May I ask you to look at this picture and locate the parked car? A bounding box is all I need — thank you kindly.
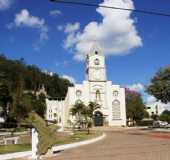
[153,120,168,128]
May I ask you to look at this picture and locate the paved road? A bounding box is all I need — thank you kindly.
[45,129,170,160]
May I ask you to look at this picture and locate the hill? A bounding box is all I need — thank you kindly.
[0,54,73,126]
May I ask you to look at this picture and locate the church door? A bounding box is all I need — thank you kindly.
[94,111,103,126]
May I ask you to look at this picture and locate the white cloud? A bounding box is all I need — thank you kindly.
[0,0,11,10]
[166,104,170,111]
[146,95,156,104]
[63,22,80,50]
[62,74,76,84]
[15,9,44,27]
[64,22,80,33]
[127,83,144,92]
[55,60,69,67]
[49,9,62,16]
[63,0,142,61]
[9,9,48,41]
[145,95,170,111]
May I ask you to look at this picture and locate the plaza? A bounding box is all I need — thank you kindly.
[44,128,170,160]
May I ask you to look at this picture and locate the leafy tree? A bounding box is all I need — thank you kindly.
[11,93,33,123]
[0,83,12,118]
[87,102,100,126]
[151,113,159,121]
[0,54,73,98]
[159,110,170,123]
[0,54,73,127]
[70,101,87,129]
[126,89,149,124]
[147,66,170,103]
[32,99,46,118]
[87,102,100,119]
[70,101,100,133]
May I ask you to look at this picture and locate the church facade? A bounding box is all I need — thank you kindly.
[46,44,126,127]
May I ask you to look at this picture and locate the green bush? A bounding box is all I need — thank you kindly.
[159,114,170,123]
[24,112,58,155]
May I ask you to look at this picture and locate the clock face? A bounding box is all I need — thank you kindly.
[89,68,105,81]
[93,69,101,80]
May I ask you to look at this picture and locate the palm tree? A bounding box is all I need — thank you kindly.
[88,102,100,120]
[70,101,87,129]
[70,101,101,133]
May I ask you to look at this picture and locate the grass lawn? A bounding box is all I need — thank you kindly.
[0,144,31,154]
[54,130,102,145]
[0,130,102,154]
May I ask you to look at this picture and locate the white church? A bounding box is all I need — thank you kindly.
[46,43,126,127]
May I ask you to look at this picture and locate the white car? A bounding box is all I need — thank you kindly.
[153,120,168,128]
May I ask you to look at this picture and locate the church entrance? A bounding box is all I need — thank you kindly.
[94,111,103,126]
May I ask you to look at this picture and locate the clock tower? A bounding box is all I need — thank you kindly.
[86,43,107,81]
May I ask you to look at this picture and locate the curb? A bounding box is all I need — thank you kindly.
[52,133,106,152]
[0,151,32,160]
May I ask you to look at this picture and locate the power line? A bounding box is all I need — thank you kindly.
[50,0,170,18]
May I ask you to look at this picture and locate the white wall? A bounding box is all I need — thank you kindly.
[46,99,64,126]
[46,80,127,127]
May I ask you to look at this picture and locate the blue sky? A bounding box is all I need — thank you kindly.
[0,0,170,105]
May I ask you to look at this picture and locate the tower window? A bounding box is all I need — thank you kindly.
[96,90,101,101]
[76,90,82,97]
[94,58,100,65]
[95,51,98,55]
[113,91,118,97]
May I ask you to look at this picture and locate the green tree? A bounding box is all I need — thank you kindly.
[87,102,100,119]
[0,54,73,98]
[8,92,46,125]
[70,101,87,129]
[159,110,170,123]
[147,66,170,104]
[0,83,12,118]
[0,54,73,127]
[126,89,149,124]
[12,93,33,123]
[32,93,46,118]
[87,102,100,125]
[70,101,101,133]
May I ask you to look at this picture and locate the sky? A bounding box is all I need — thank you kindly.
[0,0,170,107]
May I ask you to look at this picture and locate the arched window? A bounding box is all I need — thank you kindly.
[54,113,57,118]
[96,90,101,101]
[112,100,121,120]
[113,91,118,97]
[94,58,100,65]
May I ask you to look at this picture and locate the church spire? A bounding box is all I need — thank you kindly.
[86,42,106,81]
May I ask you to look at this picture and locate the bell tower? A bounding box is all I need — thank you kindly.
[86,43,107,81]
